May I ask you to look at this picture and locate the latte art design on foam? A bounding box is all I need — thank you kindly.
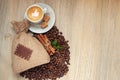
[32,9,39,17]
[27,6,43,22]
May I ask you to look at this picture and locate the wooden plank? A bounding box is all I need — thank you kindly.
[0,0,120,80]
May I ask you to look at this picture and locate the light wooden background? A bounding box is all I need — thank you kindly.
[0,0,120,80]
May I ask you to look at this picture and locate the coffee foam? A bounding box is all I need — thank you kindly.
[27,6,43,22]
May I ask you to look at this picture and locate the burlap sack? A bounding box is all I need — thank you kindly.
[12,32,50,73]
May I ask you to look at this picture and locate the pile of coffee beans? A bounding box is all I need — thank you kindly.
[20,26,70,80]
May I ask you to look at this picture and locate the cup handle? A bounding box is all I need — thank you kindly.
[43,8,47,13]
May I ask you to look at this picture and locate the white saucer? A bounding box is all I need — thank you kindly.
[24,3,55,33]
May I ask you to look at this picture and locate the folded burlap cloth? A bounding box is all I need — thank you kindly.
[11,20,50,73]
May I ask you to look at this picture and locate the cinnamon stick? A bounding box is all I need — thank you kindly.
[35,34,55,55]
[36,35,45,46]
[48,45,55,53]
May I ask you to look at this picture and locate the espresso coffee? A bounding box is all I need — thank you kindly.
[27,6,43,22]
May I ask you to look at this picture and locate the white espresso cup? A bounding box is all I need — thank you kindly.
[25,4,46,23]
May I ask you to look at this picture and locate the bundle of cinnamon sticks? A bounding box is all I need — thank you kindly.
[35,34,55,55]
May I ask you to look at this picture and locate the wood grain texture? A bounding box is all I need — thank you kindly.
[0,0,120,80]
